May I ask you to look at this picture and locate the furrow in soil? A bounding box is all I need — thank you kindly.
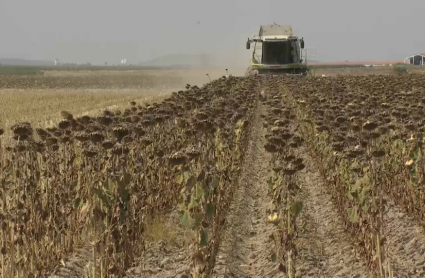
[294,146,373,278]
[125,210,193,278]
[47,245,92,278]
[382,200,425,277]
[211,104,284,278]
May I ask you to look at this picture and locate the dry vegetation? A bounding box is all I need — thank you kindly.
[0,89,169,134]
[0,75,258,277]
[285,74,425,274]
[0,69,235,136]
[0,74,182,89]
[2,70,425,277]
[0,72,188,141]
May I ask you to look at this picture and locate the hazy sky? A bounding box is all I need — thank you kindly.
[0,0,424,65]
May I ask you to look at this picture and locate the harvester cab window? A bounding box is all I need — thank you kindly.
[262,41,294,65]
[252,41,262,64]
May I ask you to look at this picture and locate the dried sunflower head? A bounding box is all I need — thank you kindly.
[90,132,105,143]
[168,151,188,166]
[102,140,115,150]
[264,143,279,153]
[75,133,89,142]
[58,120,71,130]
[61,111,74,120]
[362,121,378,131]
[112,144,130,156]
[113,126,130,141]
[12,123,33,137]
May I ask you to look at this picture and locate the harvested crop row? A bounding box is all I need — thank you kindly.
[283,74,425,276]
[0,76,257,277]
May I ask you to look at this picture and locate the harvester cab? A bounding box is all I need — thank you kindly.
[245,24,307,76]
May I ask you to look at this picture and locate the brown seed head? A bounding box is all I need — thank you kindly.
[102,140,115,150]
[264,143,279,153]
[97,116,113,126]
[112,126,130,141]
[12,123,32,136]
[58,120,71,130]
[371,150,386,158]
[61,111,74,120]
[283,168,297,176]
[363,121,378,131]
[186,145,201,159]
[75,133,90,142]
[90,132,104,143]
[168,152,188,166]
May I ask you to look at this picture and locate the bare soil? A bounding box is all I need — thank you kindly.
[47,244,92,278]
[125,211,194,278]
[382,200,425,277]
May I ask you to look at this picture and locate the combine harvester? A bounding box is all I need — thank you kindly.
[245,24,307,76]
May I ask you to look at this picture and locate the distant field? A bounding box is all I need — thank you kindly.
[0,73,182,89]
[0,70,186,142]
[0,87,169,132]
[0,65,44,75]
[312,63,425,76]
